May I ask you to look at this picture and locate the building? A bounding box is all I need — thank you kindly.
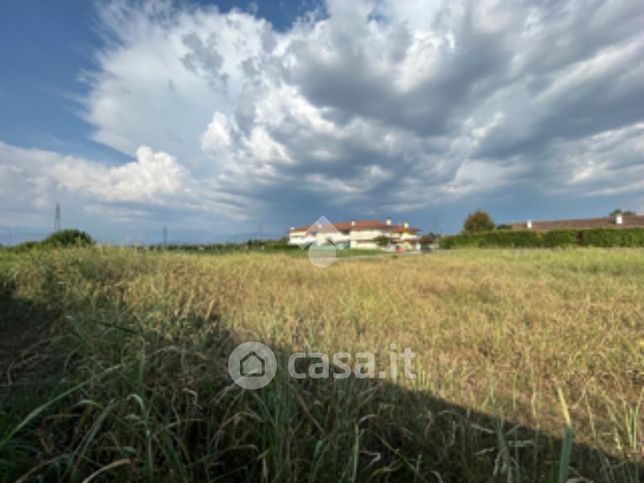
[288,218,421,250]
[507,213,644,231]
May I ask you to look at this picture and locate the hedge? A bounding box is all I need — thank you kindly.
[480,230,543,248]
[440,228,644,249]
[440,230,543,249]
[580,228,644,247]
[439,234,481,249]
[543,229,579,247]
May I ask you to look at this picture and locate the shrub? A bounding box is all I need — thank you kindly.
[440,230,543,249]
[543,229,579,248]
[463,210,495,234]
[13,240,42,252]
[480,230,543,247]
[581,228,644,247]
[441,227,644,249]
[419,233,440,244]
[148,237,298,252]
[374,235,390,247]
[439,234,485,249]
[42,229,94,248]
[609,208,636,216]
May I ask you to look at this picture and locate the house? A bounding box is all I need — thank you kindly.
[288,218,421,250]
[507,213,644,232]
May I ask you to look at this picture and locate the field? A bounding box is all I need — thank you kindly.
[0,248,642,481]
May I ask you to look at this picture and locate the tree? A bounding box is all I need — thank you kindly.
[374,235,390,248]
[462,210,495,234]
[419,232,440,244]
[610,208,636,216]
[43,229,94,247]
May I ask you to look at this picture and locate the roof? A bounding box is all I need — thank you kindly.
[289,219,420,233]
[389,226,420,233]
[508,215,644,232]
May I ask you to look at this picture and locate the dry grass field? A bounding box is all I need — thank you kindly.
[0,247,642,481]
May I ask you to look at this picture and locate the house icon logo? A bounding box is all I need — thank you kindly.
[239,350,265,377]
[304,216,342,268]
[228,341,277,389]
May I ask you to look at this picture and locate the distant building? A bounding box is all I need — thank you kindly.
[508,214,644,232]
[288,218,421,250]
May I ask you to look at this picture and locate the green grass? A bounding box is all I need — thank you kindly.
[0,247,642,481]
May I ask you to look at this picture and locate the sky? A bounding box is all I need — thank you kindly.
[1,0,643,244]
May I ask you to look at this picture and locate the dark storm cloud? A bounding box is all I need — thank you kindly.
[83,0,644,230]
[283,5,511,137]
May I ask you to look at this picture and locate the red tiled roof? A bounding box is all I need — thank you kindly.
[289,219,420,233]
[508,215,644,232]
[390,225,420,233]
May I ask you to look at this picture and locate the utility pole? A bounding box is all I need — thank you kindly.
[54,202,61,232]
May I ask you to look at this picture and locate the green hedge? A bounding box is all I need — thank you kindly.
[439,233,485,249]
[440,228,644,249]
[543,229,579,247]
[480,230,543,247]
[440,230,543,249]
[581,228,644,247]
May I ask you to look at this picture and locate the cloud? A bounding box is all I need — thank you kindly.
[0,141,249,233]
[0,142,187,204]
[51,145,190,202]
[3,0,644,239]
[83,1,272,162]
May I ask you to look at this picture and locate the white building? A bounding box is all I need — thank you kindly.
[288,218,421,251]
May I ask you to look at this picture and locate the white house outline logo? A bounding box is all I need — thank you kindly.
[228,341,277,390]
[298,215,342,268]
[239,350,265,377]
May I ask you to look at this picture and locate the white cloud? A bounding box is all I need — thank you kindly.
[0,141,251,228]
[52,145,190,202]
[0,141,186,205]
[84,2,273,161]
[201,112,233,153]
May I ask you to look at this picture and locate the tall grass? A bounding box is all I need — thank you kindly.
[0,247,642,481]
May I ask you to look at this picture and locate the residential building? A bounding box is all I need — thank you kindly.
[507,214,644,231]
[288,218,421,250]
